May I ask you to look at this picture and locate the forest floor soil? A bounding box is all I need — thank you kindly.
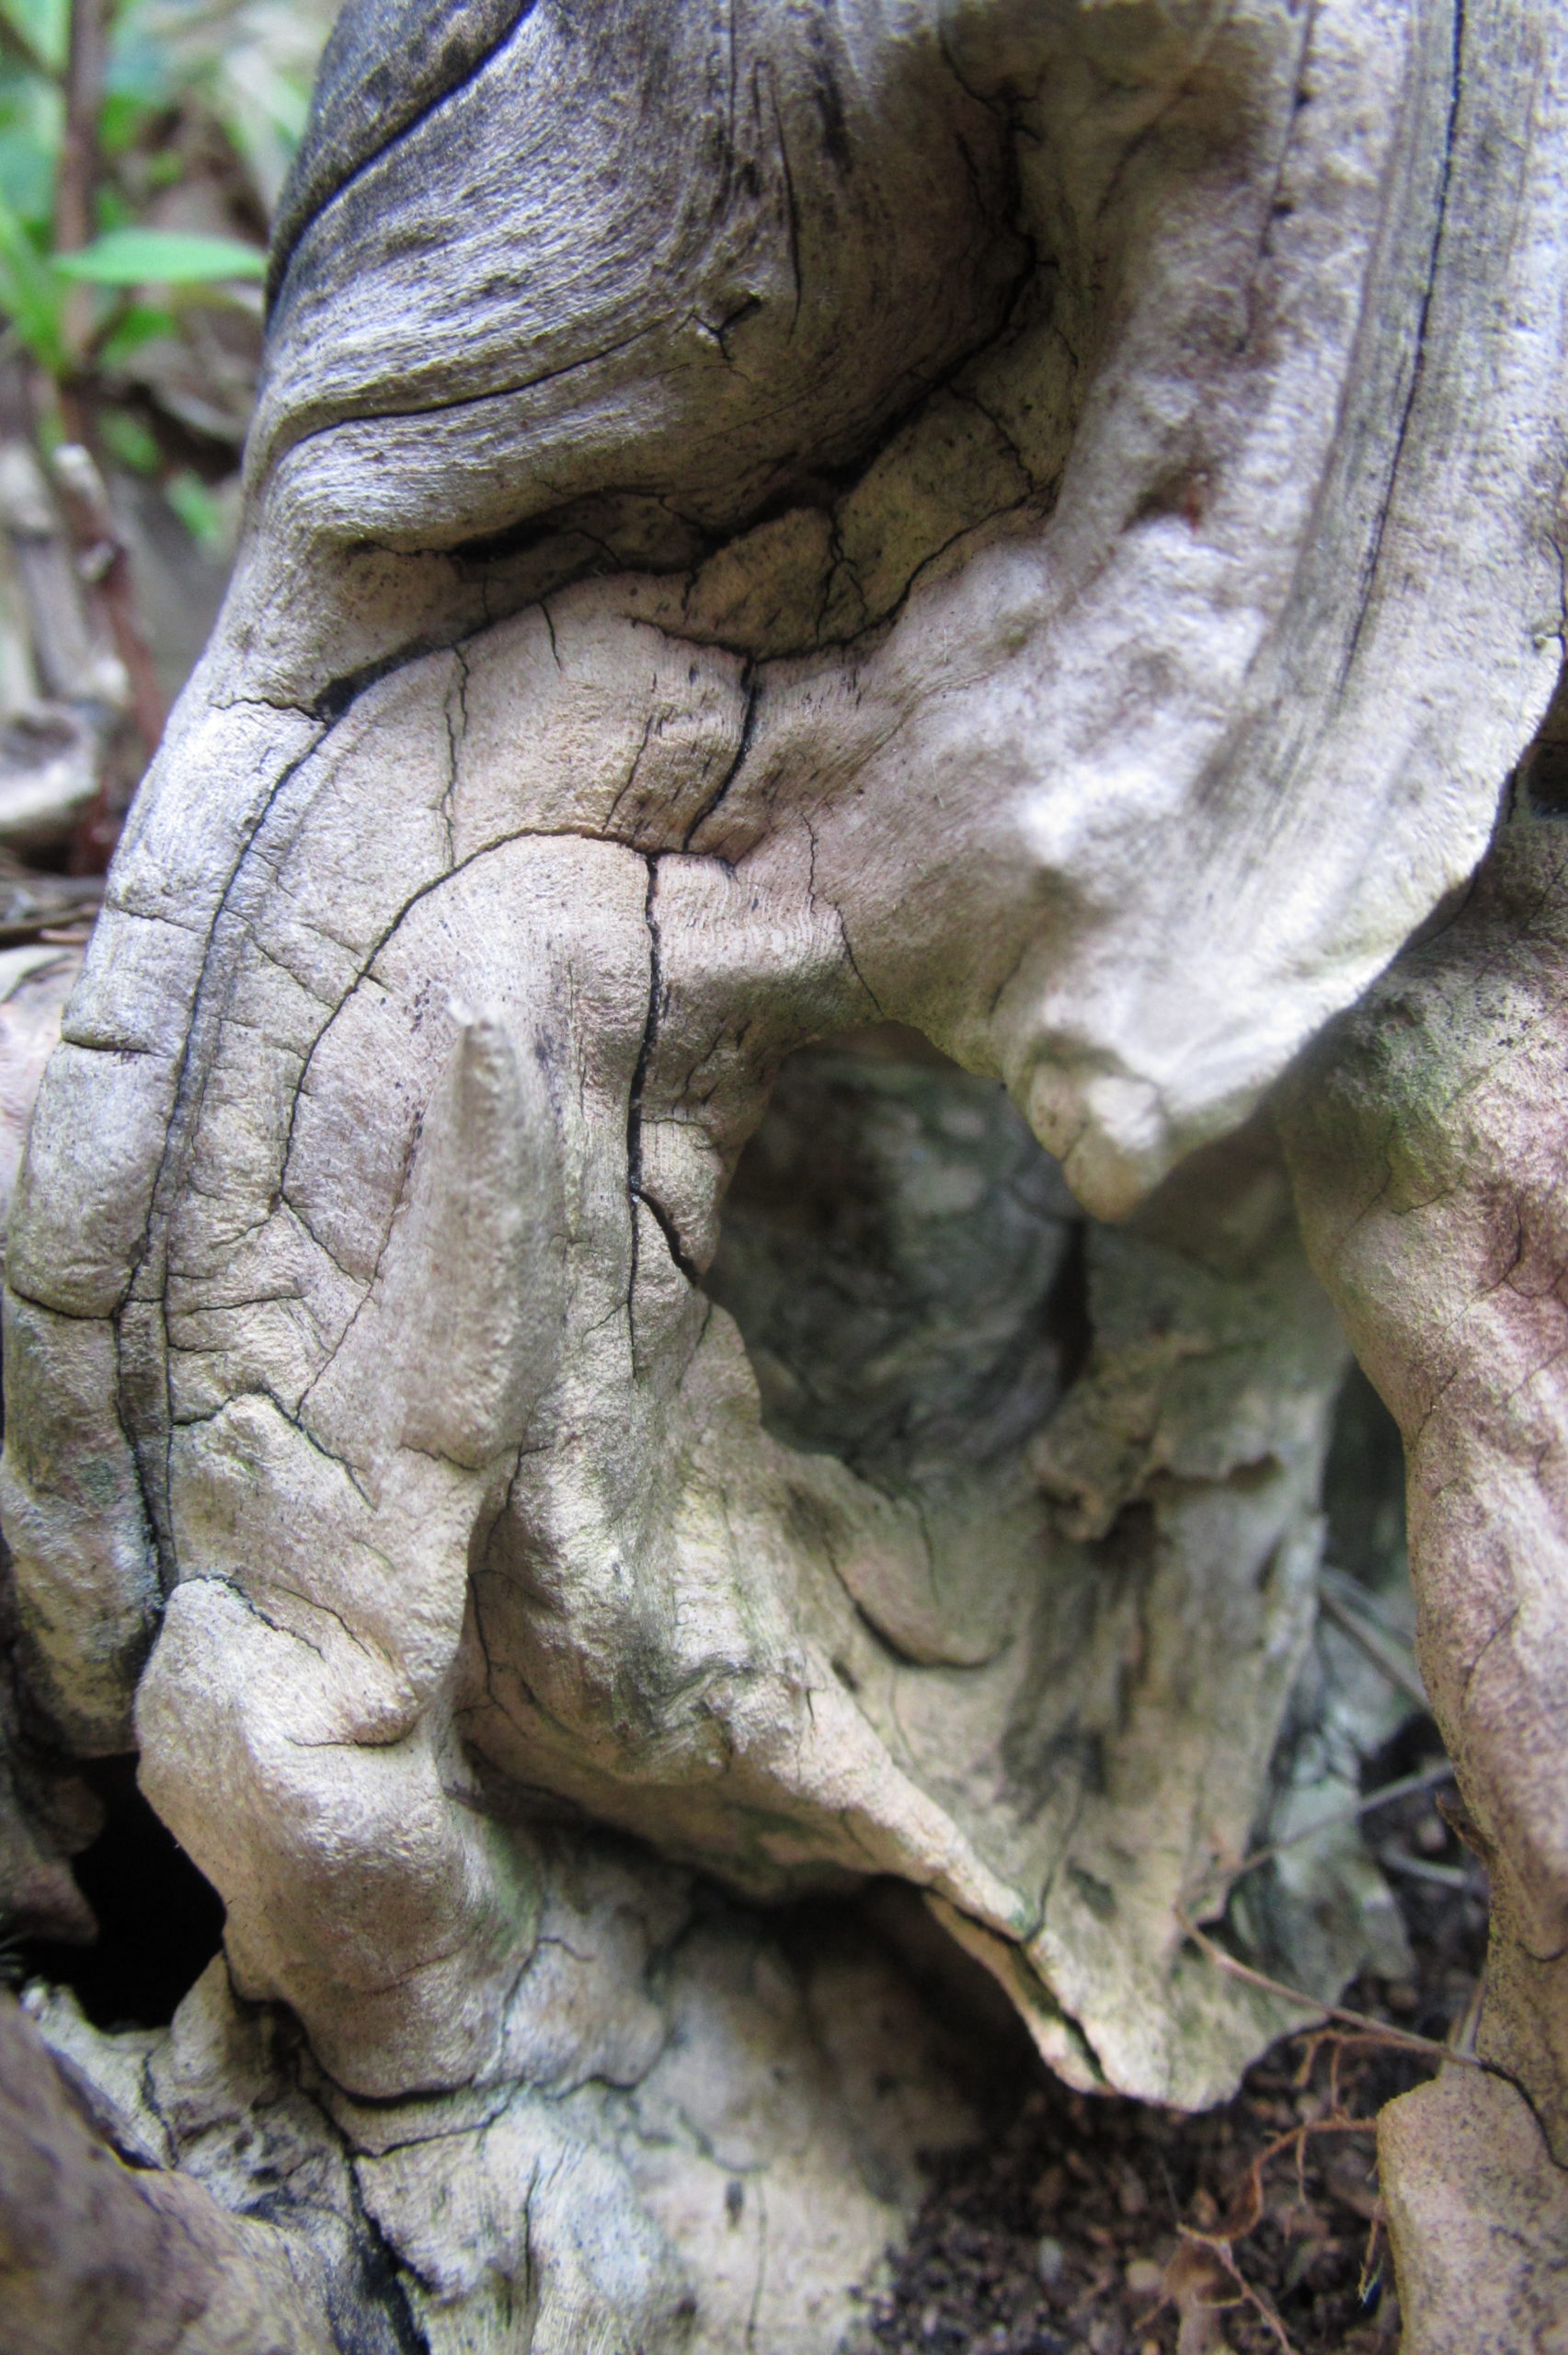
[864,1746,1486,2355]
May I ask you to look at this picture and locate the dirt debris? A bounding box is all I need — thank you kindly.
[861,1736,1487,2355]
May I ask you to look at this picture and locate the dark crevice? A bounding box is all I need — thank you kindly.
[268,323,658,487]
[1520,652,1568,821]
[1042,1219,1093,1397]
[1335,0,1464,691]
[313,638,451,727]
[638,1189,701,1288]
[683,667,759,848]
[624,856,663,1334]
[17,1756,223,2030]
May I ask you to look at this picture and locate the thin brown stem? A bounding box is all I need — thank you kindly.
[53,0,106,258]
[1231,1758,1455,1881]
[1318,1573,1428,1707]
[1173,1907,1491,2071]
[53,0,106,399]
[1178,2230,1298,2354]
[51,441,166,766]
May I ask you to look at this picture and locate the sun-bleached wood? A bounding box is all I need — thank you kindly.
[2,0,1564,2344]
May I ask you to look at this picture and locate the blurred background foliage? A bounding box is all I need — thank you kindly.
[0,0,331,895]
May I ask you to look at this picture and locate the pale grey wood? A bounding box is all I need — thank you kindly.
[1,0,1564,2345]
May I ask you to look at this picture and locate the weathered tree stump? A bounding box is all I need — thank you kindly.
[1,2,1564,2345]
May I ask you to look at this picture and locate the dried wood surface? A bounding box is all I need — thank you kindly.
[0,1,1563,2347]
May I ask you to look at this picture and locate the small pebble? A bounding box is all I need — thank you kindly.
[1036,2234,1067,2285]
[1125,2257,1164,2299]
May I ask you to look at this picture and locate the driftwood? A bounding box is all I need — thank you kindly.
[1284,686,1568,2352]
[0,1985,330,2355]
[0,0,1565,2346]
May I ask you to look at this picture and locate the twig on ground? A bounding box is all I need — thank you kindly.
[1450,1969,1485,2057]
[1318,1574,1428,1708]
[1178,2225,1299,2354]
[1174,1907,1490,2071]
[1232,1758,1455,1881]
[1375,1846,1471,1891]
[1357,2213,1385,2308]
[1150,2022,1429,2355]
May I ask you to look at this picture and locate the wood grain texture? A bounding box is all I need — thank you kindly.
[1285,687,1568,2340]
[2,0,1565,2343]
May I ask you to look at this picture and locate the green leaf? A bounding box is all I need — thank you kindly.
[95,296,175,367]
[165,467,228,555]
[54,225,266,285]
[103,19,174,114]
[97,403,159,475]
[0,69,62,229]
[97,88,155,161]
[0,180,63,371]
[0,116,55,228]
[0,0,64,77]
